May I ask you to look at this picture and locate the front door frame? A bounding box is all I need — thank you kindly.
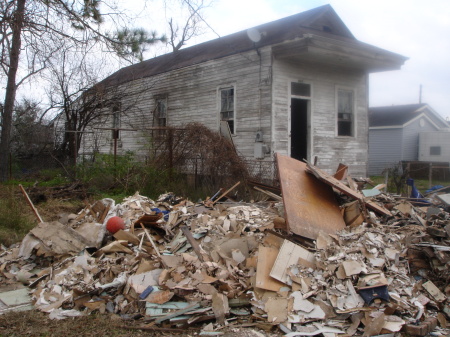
[288,80,312,162]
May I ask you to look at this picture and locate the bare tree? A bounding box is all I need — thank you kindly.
[0,0,165,181]
[43,41,159,170]
[9,98,53,173]
[166,0,214,52]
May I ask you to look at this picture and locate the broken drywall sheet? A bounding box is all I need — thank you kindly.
[0,288,33,313]
[127,269,162,294]
[270,240,316,284]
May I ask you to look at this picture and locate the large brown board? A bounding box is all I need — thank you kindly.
[276,154,346,239]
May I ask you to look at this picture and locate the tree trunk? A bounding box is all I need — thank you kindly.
[0,0,26,181]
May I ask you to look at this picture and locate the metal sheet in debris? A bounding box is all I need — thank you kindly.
[276,154,345,240]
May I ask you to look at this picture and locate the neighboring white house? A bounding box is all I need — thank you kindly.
[368,103,450,175]
[419,131,450,162]
[77,5,407,177]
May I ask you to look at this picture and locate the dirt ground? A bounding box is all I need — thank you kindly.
[0,310,282,337]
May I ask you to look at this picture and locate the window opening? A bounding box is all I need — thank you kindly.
[155,98,167,127]
[220,87,234,134]
[112,103,121,139]
[430,146,441,155]
[337,89,353,136]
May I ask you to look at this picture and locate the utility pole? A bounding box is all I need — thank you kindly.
[419,84,422,104]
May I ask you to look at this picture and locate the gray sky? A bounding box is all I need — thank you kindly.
[136,0,450,119]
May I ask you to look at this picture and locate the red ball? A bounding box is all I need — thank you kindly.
[106,216,125,234]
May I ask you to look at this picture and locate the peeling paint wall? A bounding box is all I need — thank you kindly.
[272,58,369,176]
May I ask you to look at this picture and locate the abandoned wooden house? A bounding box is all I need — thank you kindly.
[77,4,407,177]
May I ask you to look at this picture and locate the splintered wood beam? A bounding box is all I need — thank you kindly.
[212,181,241,205]
[253,186,282,201]
[139,224,161,258]
[180,225,205,262]
[19,184,44,223]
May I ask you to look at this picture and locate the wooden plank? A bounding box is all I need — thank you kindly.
[334,163,348,180]
[276,154,346,240]
[211,181,240,205]
[19,184,43,223]
[255,245,285,292]
[253,186,282,201]
[305,161,391,217]
[180,225,206,262]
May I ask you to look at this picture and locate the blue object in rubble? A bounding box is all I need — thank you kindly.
[425,185,444,194]
[406,178,424,199]
[139,286,154,300]
[151,208,170,221]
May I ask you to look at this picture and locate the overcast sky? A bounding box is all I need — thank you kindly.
[134,0,450,119]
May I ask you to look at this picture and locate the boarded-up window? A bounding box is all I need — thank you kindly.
[155,98,167,127]
[291,82,310,97]
[220,87,234,134]
[337,89,353,137]
[430,146,441,155]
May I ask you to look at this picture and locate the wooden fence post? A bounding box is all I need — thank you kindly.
[429,162,432,189]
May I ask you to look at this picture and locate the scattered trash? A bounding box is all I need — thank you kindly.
[1,158,449,337]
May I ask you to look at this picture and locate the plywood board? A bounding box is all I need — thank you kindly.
[270,240,316,284]
[305,161,391,217]
[276,154,346,239]
[255,245,285,292]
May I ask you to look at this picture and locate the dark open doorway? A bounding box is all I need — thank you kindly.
[290,98,308,161]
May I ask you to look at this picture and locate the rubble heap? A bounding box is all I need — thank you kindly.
[0,154,449,336]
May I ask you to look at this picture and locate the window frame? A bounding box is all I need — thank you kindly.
[111,102,121,140]
[430,146,441,156]
[218,85,236,134]
[154,95,168,127]
[336,87,356,137]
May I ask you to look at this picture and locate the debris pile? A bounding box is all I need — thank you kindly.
[0,154,449,336]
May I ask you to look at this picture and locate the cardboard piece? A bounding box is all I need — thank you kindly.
[127,269,163,294]
[265,297,288,323]
[212,293,229,325]
[29,221,92,256]
[113,229,141,245]
[255,245,285,292]
[145,290,174,304]
[342,261,363,276]
[422,280,446,302]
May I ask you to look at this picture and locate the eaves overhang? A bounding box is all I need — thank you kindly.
[272,34,408,73]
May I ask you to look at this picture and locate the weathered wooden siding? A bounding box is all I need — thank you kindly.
[80,47,274,160]
[368,128,403,176]
[272,59,369,176]
[79,46,372,179]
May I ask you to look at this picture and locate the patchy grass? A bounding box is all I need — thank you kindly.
[0,186,36,247]
[0,310,162,337]
[370,176,450,195]
[0,184,84,247]
[37,197,84,223]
